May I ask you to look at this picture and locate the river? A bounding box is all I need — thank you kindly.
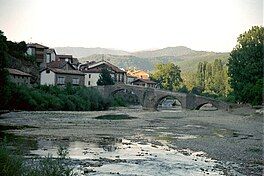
[0,107,263,175]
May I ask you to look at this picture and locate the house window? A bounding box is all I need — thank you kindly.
[89,74,91,78]
[46,53,51,63]
[72,78,79,85]
[88,81,90,85]
[57,77,65,85]
[46,70,50,73]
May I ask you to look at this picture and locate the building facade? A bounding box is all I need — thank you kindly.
[7,68,32,85]
[80,61,126,87]
[40,61,85,86]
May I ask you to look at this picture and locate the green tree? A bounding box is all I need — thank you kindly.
[151,63,182,91]
[97,68,115,86]
[196,62,207,91]
[0,30,10,109]
[228,26,264,105]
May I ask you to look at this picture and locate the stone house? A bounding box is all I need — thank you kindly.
[7,68,32,85]
[40,60,84,86]
[27,43,57,69]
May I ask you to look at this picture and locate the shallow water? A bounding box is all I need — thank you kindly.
[29,137,224,176]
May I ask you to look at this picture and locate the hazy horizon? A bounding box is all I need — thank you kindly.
[0,0,263,53]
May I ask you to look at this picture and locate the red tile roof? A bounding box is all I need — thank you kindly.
[7,68,31,77]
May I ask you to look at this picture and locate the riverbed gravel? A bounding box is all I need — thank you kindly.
[0,106,263,175]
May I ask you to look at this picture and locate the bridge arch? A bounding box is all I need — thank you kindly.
[155,95,183,110]
[195,102,218,110]
[110,87,142,106]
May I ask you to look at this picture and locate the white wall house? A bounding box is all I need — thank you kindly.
[84,72,115,87]
[40,69,56,85]
[84,73,100,87]
[80,61,126,87]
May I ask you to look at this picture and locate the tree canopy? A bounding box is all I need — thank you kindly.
[194,59,231,96]
[228,26,264,105]
[151,63,182,91]
[97,67,115,86]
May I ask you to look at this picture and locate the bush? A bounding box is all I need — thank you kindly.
[2,84,113,111]
[0,140,23,176]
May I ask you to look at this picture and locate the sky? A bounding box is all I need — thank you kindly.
[0,0,263,52]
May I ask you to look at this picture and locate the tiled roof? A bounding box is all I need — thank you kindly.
[131,78,157,84]
[7,68,31,77]
[27,43,48,49]
[88,61,126,73]
[82,67,114,73]
[48,68,85,75]
[47,60,67,69]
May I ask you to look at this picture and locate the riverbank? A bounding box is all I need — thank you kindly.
[0,107,263,175]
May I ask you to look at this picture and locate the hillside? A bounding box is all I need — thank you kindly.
[133,46,196,58]
[79,52,229,73]
[56,46,229,73]
[55,47,131,58]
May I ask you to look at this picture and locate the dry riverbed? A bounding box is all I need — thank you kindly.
[0,107,263,175]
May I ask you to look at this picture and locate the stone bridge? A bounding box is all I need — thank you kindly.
[94,84,231,111]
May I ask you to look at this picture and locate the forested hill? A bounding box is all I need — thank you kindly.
[55,46,229,72]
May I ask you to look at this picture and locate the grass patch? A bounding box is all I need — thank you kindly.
[94,114,137,120]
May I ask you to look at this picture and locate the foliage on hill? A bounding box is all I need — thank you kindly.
[228,26,264,105]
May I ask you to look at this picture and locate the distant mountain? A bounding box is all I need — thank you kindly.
[133,46,196,58]
[55,46,229,73]
[54,47,131,58]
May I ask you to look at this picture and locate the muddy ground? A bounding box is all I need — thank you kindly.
[0,107,263,175]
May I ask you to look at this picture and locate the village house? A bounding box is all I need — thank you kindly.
[40,60,85,86]
[45,48,56,63]
[56,55,79,68]
[131,78,157,88]
[79,61,127,87]
[27,43,51,69]
[7,68,32,85]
